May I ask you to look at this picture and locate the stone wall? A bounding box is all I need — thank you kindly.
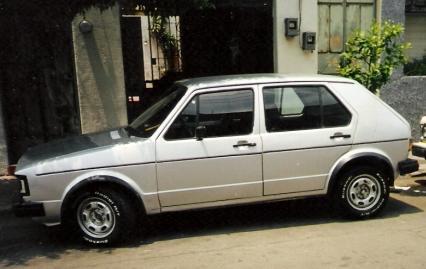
[381,0,406,24]
[72,4,128,134]
[380,1,425,140]
[381,0,407,78]
[381,76,426,140]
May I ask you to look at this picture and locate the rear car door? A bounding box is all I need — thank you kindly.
[260,82,357,195]
[156,85,263,207]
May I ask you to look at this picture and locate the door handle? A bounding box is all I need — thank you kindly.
[233,141,257,148]
[330,132,351,139]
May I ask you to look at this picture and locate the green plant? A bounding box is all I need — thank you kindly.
[151,15,178,57]
[404,55,426,76]
[338,21,411,95]
[144,0,214,65]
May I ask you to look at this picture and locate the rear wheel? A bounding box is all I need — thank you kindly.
[67,187,136,245]
[334,166,389,218]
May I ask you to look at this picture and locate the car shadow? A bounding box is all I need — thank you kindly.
[139,195,421,245]
[0,194,422,267]
[412,172,426,178]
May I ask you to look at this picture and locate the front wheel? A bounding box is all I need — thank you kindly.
[334,166,390,218]
[68,187,136,245]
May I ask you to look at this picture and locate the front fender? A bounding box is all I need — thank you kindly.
[61,169,160,215]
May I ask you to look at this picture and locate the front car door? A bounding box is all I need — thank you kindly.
[260,82,357,195]
[156,85,262,207]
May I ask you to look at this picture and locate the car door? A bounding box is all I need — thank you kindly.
[156,85,262,207]
[260,82,357,195]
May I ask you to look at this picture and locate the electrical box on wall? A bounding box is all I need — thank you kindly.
[284,18,299,37]
[302,32,316,50]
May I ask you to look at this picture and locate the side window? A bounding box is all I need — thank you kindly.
[165,89,254,140]
[164,97,198,140]
[263,86,350,132]
[320,87,351,127]
[264,87,321,131]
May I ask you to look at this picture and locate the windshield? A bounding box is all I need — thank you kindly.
[128,85,187,138]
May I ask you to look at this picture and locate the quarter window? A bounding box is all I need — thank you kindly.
[165,89,254,140]
[263,86,351,132]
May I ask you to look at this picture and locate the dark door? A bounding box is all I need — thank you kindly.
[180,0,273,76]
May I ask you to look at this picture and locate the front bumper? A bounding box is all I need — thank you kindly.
[412,143,426,159]
[13,200,45,217]
[398,158,419,175]
[13,175,45,217]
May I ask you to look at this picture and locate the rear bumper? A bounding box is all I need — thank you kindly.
[398,158,419,175]
[412,143,426,159]
[13,200,45,217]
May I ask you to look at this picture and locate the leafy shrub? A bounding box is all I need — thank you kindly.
[338,21,411,95]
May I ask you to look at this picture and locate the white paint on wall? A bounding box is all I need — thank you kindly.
[273,0,318,74]
[405,14,426,60]
[376,0,382,24]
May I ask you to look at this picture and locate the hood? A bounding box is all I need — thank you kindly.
[16,128,133,172]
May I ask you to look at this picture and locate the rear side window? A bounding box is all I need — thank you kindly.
[263,86,351,132]
[165,89,254,140]
[320,87,351,127]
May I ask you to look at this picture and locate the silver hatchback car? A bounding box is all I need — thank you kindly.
[13,74,419,245]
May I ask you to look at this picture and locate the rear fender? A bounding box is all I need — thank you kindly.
[326,150,394,195]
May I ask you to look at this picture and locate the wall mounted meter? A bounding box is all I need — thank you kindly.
[284,18,299,37]
[302,32,316,50]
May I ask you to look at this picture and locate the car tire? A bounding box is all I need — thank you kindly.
[334,166,390,218]
[67,187,136,245]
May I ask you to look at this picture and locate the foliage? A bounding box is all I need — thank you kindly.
[151,16,178,56]
[404,55,426,76]
[141,0,214,60]
[338,21,411,94]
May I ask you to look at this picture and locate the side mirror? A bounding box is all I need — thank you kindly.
[195,125,207,141]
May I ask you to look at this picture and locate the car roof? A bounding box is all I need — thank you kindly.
[176,73,355,89]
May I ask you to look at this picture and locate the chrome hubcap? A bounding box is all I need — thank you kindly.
[347,174,381,210]
[77,197,115,238]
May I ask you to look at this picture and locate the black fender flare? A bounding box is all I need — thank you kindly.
[326,152,395,195]
[60,175,146,221]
